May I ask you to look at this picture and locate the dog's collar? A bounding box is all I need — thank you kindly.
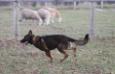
[32,36,39,44]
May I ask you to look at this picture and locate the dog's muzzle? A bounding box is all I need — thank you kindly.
[20,40,28,45]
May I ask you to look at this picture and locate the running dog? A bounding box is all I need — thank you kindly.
[20,30,89,63]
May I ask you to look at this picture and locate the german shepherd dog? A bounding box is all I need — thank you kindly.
[20,30,89,63]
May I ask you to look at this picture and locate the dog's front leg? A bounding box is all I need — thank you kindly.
[45,51,53,63]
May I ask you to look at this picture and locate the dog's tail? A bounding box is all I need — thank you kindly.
[75,34,89,46]
[67,34,89,46]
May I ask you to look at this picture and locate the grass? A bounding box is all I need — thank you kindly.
[0,6,115,74]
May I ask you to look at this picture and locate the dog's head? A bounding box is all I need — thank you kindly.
[20,30,34,44]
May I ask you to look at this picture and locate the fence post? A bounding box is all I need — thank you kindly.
[89,2,96,39]
[73,1,76,9]
[101,0,104,9]
[13,0,20,39]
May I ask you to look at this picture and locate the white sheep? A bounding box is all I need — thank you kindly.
[38,7,62,25]
[38,8,51,25]
[19,8,43,25]
[43,7,62,23]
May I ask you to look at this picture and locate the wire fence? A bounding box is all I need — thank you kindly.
[0,0,115,39]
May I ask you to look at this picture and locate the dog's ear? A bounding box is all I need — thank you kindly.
[28,30,32,35]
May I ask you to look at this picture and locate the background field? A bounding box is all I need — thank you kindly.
[0,6,115,74]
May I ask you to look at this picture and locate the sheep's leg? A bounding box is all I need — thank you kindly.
[50,16,54,23]
[45,18,50,25]
[38,18,43,26]
[58,17,62,23]
[44,14,51,25]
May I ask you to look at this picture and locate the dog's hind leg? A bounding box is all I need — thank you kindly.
[73,48,77,57]
[72,48,77,65]
[45,51,53,63]
[57,49,68,63]
[57,43,69,62]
